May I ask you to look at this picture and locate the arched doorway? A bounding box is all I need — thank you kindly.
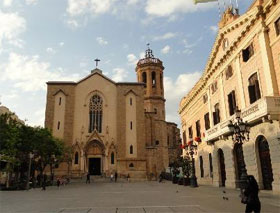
[85,140,105,175]
[257,136,273,190]
[218,149,226,187]
[234,143,246,188]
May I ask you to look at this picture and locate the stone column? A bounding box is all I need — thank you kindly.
[258,27,279,96]
[235,56,246,109]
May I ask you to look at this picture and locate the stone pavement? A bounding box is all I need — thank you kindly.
[0,178,279,213]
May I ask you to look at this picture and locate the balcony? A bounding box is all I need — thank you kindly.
[205,96,280,142]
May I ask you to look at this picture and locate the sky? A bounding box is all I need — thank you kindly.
[0,0,254,128]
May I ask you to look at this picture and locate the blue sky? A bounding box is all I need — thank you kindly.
[0,0,254,127]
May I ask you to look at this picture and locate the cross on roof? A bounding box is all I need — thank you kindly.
[94,58,100,68]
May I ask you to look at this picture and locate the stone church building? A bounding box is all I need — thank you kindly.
[45,48,181,179]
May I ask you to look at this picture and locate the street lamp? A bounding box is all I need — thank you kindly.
[26,152,34,190]
[186,140,198,187]
[228,109,250,190]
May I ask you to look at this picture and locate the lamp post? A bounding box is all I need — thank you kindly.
[228,109,250,190]
[26,152,34,190]
[186,140,198,187]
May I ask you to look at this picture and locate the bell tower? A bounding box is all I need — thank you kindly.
[136,45,165,120]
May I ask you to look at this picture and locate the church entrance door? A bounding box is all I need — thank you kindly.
[89,158,101,175]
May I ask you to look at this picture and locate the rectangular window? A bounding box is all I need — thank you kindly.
[275,17,280,36]
[213,103,220,125]
[228,90,237,116]
[130,121,132,130]
[204,113,210,130]
[199,156,204,178]
[188,126,193,140]
[248,73,261,104]
[57,121,60,130]
[130,98,132,105]
[195,120,201,138]
[242,43,254,62]
[209,153,213,178]
[59,97,62,105]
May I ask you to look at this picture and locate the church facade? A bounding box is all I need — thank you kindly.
[45,48,181,179]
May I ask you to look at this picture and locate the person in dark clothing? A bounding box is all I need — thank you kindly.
[86,172,90,184]
[243,175,261,213]
[42,174,47,191]
[56,178,61,189]
[114,171,118,182]
[37,174,41,187]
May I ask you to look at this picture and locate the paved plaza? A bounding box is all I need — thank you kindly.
[0,178,280,213]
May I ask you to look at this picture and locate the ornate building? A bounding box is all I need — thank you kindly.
[45,47,181,179]
[179,0,280,192]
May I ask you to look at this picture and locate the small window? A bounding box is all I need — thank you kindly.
[204,113,210,130]
[248,73,261,104]
[129,163,134,167]
[195,120,201,138]
[130,145,133,154]
[228,90,237,116]
[111,152,114,164]
[59,97,62,105]
[160,74,163,89]
[188,126,193,140]
[130,121,133,130]
[275,17,280,36]
[167,135,170,146]
[130,98,132,106]
[242,43,254,62]
[199,156,204,178]
[225,65,233,80]
[203,94,208,103]
[74,152,79,164]
[222,38,229,50]
[213,103,220,125]
[142,72,147,87]
[57,121,60,130]
[211,81,218,94]
[154,108,157,114]
[152,72,156,88]
[155,140,159,145]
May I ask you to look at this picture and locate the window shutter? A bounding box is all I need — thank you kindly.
[248,85,256,104]
[255,80,261,100]
[228,93,234,116]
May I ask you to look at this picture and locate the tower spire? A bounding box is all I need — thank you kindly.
[145,43,154,58]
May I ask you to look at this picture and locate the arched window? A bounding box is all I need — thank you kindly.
[142,72,147,87]
[74,152,79,164]
[129,163,134,167]
[130,145,133,154]
[89,95,103,133]
[152,72,156,87]
[248,73,261,104]
[111,152,114,164]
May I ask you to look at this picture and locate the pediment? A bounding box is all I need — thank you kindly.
[77,69,116,85]
[52,89,68,96]
[124,89,138,96]
[86,129,103,145]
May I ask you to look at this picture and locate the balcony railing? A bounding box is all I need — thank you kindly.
[205,96,280,142]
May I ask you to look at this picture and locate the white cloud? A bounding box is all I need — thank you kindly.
[59,42,64,47]
[145,0,215,17]
[127,53,138,66]
[67,0,112,17]
[210,25,218,34]
[161,45,170,54]
[0,10,26,48]
[139,51,145,59]
[127,0,139,5]
[0,52,81,92]
[111,68,128,82]
[164,72,202,125]
[67,19,79,29]
[96,37,108,46]
[153,32,177,41]
[46,47,56,54]
[25,0,37,5]
[3,0,13,7]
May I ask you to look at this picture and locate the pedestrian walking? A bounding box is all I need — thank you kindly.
[127,173,130,182]
[56,177,61,189]
[242,175,261,213]
[86,172,90,184]
[114,171,118,182]
[42,174,47,191]
[110,173,114,182]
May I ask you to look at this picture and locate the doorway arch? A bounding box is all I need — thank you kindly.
[257,136,273,190]
[218,149,226,187]
[85,140,105,175]
[233,143,246,188]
